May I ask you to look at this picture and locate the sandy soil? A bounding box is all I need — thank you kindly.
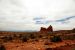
[3,40,75,50]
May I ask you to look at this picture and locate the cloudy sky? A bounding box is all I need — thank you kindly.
[0,0,75,31]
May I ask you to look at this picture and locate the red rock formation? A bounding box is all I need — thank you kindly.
[40,27,47,33]
[72,28,75,33]
[47,25,53,32]
[40,25,53,33]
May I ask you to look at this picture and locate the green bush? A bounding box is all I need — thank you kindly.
[50,36,62,42]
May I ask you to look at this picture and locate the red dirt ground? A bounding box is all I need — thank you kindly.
[3,40,75,50]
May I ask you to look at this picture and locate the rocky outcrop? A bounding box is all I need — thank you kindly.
[40,27,46,31]
[40,25,53,33]
[47,25,53,32]
[40,27,47,33]
[72,28,75,33]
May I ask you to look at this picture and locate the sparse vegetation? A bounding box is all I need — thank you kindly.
[44,42,49,45]
[30,34,36,39]
[63,35,75,40]
[38,35,43,38]
[1,36,12,42]
[0,44,6,50]
[50,36,62,42]
[18,34,22,38]
[34,39,39,42]
[45,48,52,50]
[21,36,28,42]
[0,27,75,50]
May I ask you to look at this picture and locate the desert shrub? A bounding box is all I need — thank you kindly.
[21,36,28,42]
[34,39,39,42]
[1,36,12,42]
[45,48,52,50]
[63,35,75,40]
[0,44,6,50]
[50,36,62,42]
[18,34,22,38]
[30,34,36,39]
[7,36,12,41]
[13,34,17,37]
[38,35,43,38]
[35,39,39,42]
[44,42,49,45]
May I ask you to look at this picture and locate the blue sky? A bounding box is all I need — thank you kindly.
[0,0,75,31]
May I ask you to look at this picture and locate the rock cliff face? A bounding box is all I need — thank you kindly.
[72,28,75,33]
[40,27,47,32]
[47,25,53,32]
[40,25,53,33]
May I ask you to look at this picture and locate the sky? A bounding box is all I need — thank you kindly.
[0,0,75,31]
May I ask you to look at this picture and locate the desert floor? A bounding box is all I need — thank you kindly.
[3,40,75,50]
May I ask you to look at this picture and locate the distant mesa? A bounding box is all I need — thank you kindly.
[40,25,53,33]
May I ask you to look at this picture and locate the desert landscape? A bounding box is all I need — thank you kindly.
[0,25,75,50]
[0,0,75,50]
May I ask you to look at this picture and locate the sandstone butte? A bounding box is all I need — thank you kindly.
[40,25,53,33]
